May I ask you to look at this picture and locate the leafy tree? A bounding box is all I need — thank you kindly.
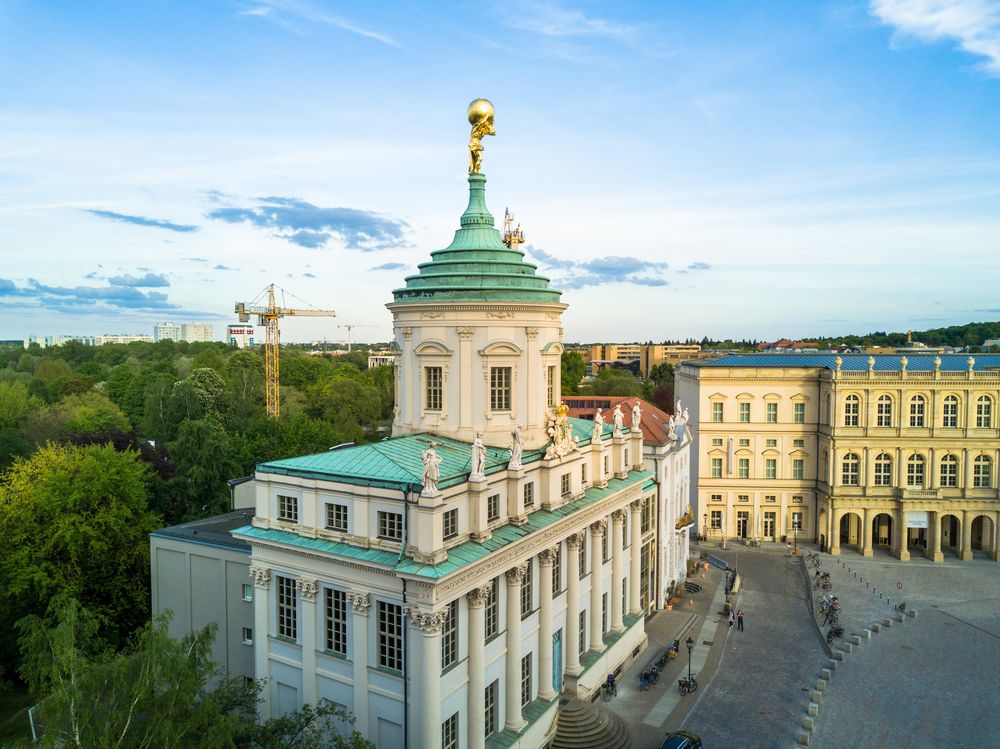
[166,419,236,520]
[19,392,130,446]
[191,347,226,374]
[560,351,586,396]
[306,378,381,442]
[0,444,160,672]
[0,427,30,471]
[0,381,40,429]
[230,415,347,475]
[165,368,232,439]
[140,372,178,444]
[227,350,265,428]
[647,362,674,386]
[588,368,642,396]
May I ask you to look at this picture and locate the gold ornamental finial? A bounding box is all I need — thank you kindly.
[467,98,495,174]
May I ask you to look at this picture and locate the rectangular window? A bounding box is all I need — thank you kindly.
[521,654,532,708]
[323,589,347,655]
[242,583,253,601]
[602,592,608,633]
[711,493,723,502]
[277,494,298,523]
[551,546,561,596]
[739,402,751,422]
[547,365,556,407]
[603,455,609,475]
[737,494,749,503]
[765,494,777,503]
[520,562,533,618]
[485,681,498,738]
[793,439,805,448]
[490,366,511,411]
[442,713,458,749]
[791,512,803,530]
[277,575,297,640]
[579,610,587,655]
[710,510,722,529]
[581,462,587,484]
[766,402,777,423]
[443,508,458,540]
[738,457,750,479]
[792,495,803,503]
[711,438,723,446]
[487,493,500,522]
[765,458,777,479]
[523,482,535,508]
[378,601,403,671]
[378,511,403,541]
[642,501,652,533]
[765,438,777,447]
[578,541,586,579]
[325,503,348,532]
[711,402,724,422]
[441,600,458,669]
[792,459,804,480]
[711,457,723,478]
[485,578,498,639]
[602,529,608,562]
[561,473,571,497]
[242,626,253,645]
[793,402,805,423]
[738,438,750,447]
[425,366,442,411]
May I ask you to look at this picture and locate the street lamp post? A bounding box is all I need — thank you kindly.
[703,513,707,542]
[685,636,694,685]
[793,521,799,554]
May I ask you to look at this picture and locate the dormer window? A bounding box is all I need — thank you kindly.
[277,495,298,523]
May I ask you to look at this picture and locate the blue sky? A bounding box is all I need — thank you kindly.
[1,0,998,343]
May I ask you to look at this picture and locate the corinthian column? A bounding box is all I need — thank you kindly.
[504,564,528,732]
[466,584,492,749]
[565,532,584,675]
[296,579,319,705]
[249,566,272,716]
[611,510,625,631]
[589,520,606,652]
[538,546,558,699]
[347,592,371,735]
[406,606,446,748]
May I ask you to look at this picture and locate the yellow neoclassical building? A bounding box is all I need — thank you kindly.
[676,354,1000,562]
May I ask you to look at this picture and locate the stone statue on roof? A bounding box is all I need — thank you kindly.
[470,433,486,482]
[631,402,642,430]
[612,404,625,438]
[592,408,604,441]
[421,444,441,497]
[508,425,524,470]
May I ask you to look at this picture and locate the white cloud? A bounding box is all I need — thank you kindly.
[870,0,1000,75]
[238,0,399,47]
[505,3,639,42]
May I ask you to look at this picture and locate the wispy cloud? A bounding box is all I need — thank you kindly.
[870,0,1000,75]
[107,272,170,287]
[214,264,238,271]
[504,1,639,42]
[207,196,410,251]
[184,257,209,263]
[0,277,178,311]
[370,262,407,271]
[303,272,316,278]
[86,209,199,233]
[688,262,712,270]
[238,0,399,47]
[527,246,669,289]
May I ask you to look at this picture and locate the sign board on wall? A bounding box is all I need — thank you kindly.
[906,511,929,529]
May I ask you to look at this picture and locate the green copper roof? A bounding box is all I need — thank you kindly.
[392,173,563,304]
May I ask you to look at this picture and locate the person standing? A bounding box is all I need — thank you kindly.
[737,610,744,632]
[728,610,735,629]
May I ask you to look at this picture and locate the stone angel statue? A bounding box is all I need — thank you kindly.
[509,425,524,470]
[592,408,604,441]
[470,433,486,481]
[631,402,642,430]
[421,444,442,497]
[612,404,625,438]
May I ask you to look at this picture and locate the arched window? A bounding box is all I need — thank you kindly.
[976,396,993,428]
[842,453,860,486]
[973,455,992,488]
[943,395,959,428]
[874,453,893,486]
[844,394,860,427]
[876,394,893,427]
[906,454,925,488]
[939,454,959,487]
[909,395,925,428]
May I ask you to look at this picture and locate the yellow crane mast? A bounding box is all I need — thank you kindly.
[235,283,336,418]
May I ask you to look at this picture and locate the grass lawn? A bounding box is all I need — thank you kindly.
[0,684,34,746]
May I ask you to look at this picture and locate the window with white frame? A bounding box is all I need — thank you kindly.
[711,457,723,478]
[579,610,587,654]
[765,458,777,479]
[943,395,959,427]
[765,494,777,503]
[241,583,253,601]
[710,493,723,502]
[793,438,805,448]
[578,541,586,579]
[940,454,958,487]
[443,508,458,540]
[485,681,498,738]
[766,402,777,423]
[738,438,750,447]
[602,529,608,562]
[642,501,651,533]
[442,713,458,749]
[792,495,803,503]
[547,365,557,407]
[907,454,925,488]
[425,366,443,411]
[441,600,458,669]
[485,578,498,639]
[561,473,571,496]
[277,494,298,523]
[325,502,348,532]
[487,493,500,522]
[602,592,608,633]
[710,510,722,529]
[974,455,992,487]
[490,367,511,411]
[521,654,533,707]
[242,626,253,645]
[876,395,893,427]
[738,458,750,479]
[874,453,893,486]
[551,546,561,596]
[378,601,403,671]
[844,394,860,426]
[711,402,724,422]
[712,437,723,446]
[520,562,533,618]
[324,589,347,656]
[793,402,805,423]
[909,395,925,427]
[523,482,535,508]
[765,438,777,447]
[739,402,750,422]
[792,459,804,480]
[842,453,860,486]
[976,396,993,428]
[737,494,749,503]
[378,511,403,541]
[277,576,297,640]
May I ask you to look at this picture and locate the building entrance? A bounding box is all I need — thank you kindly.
[763,512,776,541]
[736,511,749,539]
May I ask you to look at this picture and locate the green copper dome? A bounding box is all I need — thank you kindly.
[392,173,563,304]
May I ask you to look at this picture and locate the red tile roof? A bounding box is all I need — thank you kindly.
[560,396,676,446]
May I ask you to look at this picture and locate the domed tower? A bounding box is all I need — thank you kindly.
[387,99,567,449]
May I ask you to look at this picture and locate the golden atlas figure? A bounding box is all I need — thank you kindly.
[467,98,495,174]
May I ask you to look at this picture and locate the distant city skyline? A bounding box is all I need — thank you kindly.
[2,1,999,342]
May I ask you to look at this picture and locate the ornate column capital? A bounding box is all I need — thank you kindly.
[611,509,626,524]
[630,498,643,513]
[348,591,371,616]
[466,583,493,608]
[249,566,271,589]
[457,326,475,340]
[525,326,539,339]
[296,578,318,602]
[504,562,529,585]
[566,531,586,549]
[538,544,560,565]
[406,605,447,634]
[589,519,607,536]
[401,326,413,341]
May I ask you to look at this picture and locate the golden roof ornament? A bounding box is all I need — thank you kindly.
[502,207,525,249]
[467,98,495,174]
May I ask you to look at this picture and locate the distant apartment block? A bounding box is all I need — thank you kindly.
[579,343,713,376]
[94,334,154,345]
[23,335,95,349]
[367,351,394,368]
[154,322,182,342]
[227,324,256,348]
[182,322,214,342]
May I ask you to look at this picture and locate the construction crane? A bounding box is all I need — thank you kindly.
[337,323,375,352]
[235,283,336,418]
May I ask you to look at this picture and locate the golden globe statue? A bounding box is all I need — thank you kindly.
[467,98,495,174]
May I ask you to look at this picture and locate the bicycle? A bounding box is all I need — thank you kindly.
[602,675,618,702]
[894,601,907,614]
[826,625,844,645]
[648,667,659,686]
[639,671,651,691]
[806,552,821,567]
[822,610,839,626]
[814,578,832,591]
[678,676,698,695]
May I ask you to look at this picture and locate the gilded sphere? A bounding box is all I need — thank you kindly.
[467,98,495,124]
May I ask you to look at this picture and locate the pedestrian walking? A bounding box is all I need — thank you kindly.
[728,610,734,629]
[737,609,744,632]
